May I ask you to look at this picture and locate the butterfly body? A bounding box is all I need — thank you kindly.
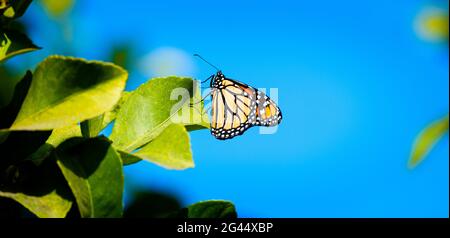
[209,71,282,140]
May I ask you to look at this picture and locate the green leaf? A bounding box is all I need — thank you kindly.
[80,91,130,138]
[124,191,181,218]
[7,0,32,19]
[0,30,40,63]
[409,114,449,168]
[173,200,237,218]
[185,81,210,131]
[109,44,132,69]
[120,124,194,169]
[110,76,205,152]
[3,6,14,18]
[47,125,82,146]
[0,0,10,10]
[80,114,104,138]
[0,159,73,218]
[8,55,128,131]
[0,185,71,218]
[118,150,141,165]
[103,92,130,125]
[28,124,82,163]
[55,137,124,218]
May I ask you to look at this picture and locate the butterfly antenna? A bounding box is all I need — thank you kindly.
[194,54,220,71]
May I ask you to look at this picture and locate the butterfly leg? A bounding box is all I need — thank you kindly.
[201,74,215,84]
[189,91,212,106]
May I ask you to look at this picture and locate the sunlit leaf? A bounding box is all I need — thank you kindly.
[0,159,73,218]
[110,76,205,152]
[2,6,14,18]
[409,114,449,168]
[80,91,130,138]
[55,137,124,218]
[120,124,193,169]
[7,55,128,131]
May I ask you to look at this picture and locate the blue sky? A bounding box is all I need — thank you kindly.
[14,0,450,217]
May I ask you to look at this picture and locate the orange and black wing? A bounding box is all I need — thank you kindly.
[210,78,282,140]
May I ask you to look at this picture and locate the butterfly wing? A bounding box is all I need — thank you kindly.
[210,78,282,140]
[253,89,282,126]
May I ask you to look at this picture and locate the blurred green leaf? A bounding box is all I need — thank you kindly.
[416,7,449,43]
[55,137,124,218]
[110,76,204,152]
[0,0,9,10]
[110,44,132,69]
[124,191,181,218]
[0,159,73,218]
[39,0,74,18]
[409,114,449,168]
[172,200,237,218]
[0,30,40,63]
[5,55,128,131]
[2,6,14,18]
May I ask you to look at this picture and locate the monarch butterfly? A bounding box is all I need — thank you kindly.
[194,54,282,140]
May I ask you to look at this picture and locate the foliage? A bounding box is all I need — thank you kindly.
[39,0,74,17]
[0,29,40,62]
[409,115,449,168]
[410,5,449,168]
[180,200,237,218]
[0,0,38,62]
[0,1,236,218]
